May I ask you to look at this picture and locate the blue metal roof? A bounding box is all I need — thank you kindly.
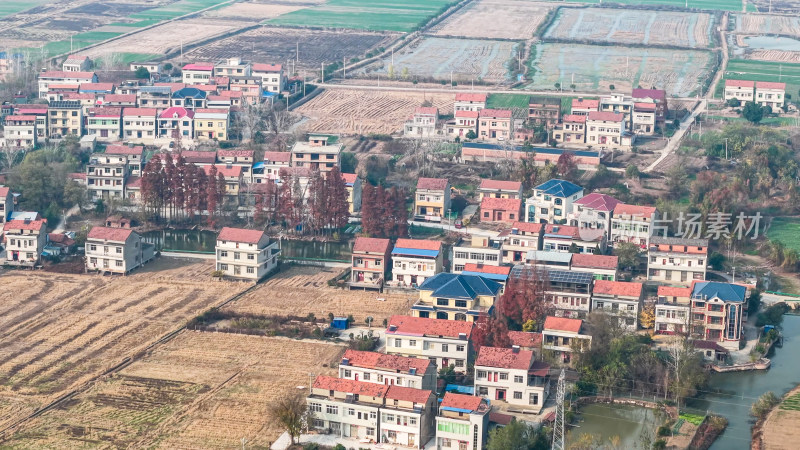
[172,87,206,99]
[461,271,508,281]
[444,384,474,394]
[692,282,746,303]
[535,179,583,198]
[252,162,265,169]
[392,247,440,258]
[418,273,502,299]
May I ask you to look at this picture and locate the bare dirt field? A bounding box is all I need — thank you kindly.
[200,2,306,23]
[749,0,800,12]
[2,331,344,448]
[184,26,398,70]
[760,385,800,450]
[296,88,455,135]
[544,8,714,48]
[747,49,800,63]
[733,13,800,37]
[225,265,416,323]
[431,0,553,40]
[0,257,250,434]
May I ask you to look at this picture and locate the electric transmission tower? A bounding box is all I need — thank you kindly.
[552,369,566,450]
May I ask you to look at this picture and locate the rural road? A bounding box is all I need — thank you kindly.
[409,219,500,238]
[707,12,730,100]
[644,99,706,173]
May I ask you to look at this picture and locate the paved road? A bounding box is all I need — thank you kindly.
[644,98,706,173]
[409,219,501,238]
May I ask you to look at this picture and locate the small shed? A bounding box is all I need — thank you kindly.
[331,317,349,330]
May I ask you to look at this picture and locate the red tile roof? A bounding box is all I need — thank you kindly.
[313,375,388,397]
[63,93,94,100]
[0,186,9,196]
[87,226,132,242]
[342,173,358,184]
[479,108,512,118]
[353,237,391,254]
[508,331,542,348]
[632,88,666,101]
[593,280,643,298]
[155,82,186,91]
[88,107,122,117]
[544,224,580,238]
[476,346,534,370]
[5,115,36,121]
[510,221,543,234]
[463,263,511,276]
[159,106,194,119]
[562,114,587,123]
[570,253,618,270]
[343,349,432,375]
[479,179,521,191]
[103,94,136,103]
[634,102,657,111]
[217,227,264,244]
[588,111,625,122]
[50,83,80,90]
[218,90,243,98]
[480,197,521,212]
[385,385,433,404]
[204,164,242,178]
[80,82,114,91]
[725,79,755,88]
[394,238,442,251]
[489,412,515,425]
[39,71,95,79]
[68,173,86,180]
[127,176,142,188]
[105,145,143,156]
[386,315,473,339]
[48,233,75,246]
[613,203,657,217]
[217,149,254,158]
[123,107,158,117]
[574,192,621,212]
[417,177,448,190]
[5,219,46,231]
[658,286,692,297]
[252,63,283,72]
[194,108,229,115]
[441,392,484,412]
[756,81,786,90]
[572,98,599,109]
[455,110,479,118]
[455,93,487,102]
[415,107,438,115]
[183,63,214,71]
[263,151,291,163]
[544,316,583,333]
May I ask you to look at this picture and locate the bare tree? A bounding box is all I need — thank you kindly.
[234,103,268,143]
[265,103,296,135]
[269,393,309,445]
[98,52,122,75]
[0,146,26,171]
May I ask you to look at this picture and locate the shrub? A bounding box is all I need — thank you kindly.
[657,425,671,437]
[751,391,780,419]
[211,270,225,278]
[653,439,667,449]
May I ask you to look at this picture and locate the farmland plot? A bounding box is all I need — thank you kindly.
[733,13,800,37]
[733,34,800,63]
[226,265,416,323]
[544,8,714,48]
[3,332,344,448]
[431,0,554,40]
[716,59,800,100]
[363,37,518,83]
[0,258,250,432]
[527,43,715,97]
[199,1,306,22]
[296,89,455,135]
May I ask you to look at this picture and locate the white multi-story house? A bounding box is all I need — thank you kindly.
[436,393,490,450]
[215,227,280,280]
[542,316,591,364]
[445,110,478,138]
[567,193,621,236]
[291,134,343,174]
[339,349,437,391]
[391,238,444,287]
[122,108,158,145]
[182,63,214,85]
[385,315,473,373]
[2,115,37,148]
[611,204,658,248]
[500,221,543,264]
[0,186,13,224]
[598,93,634,124]
[553,114,587,144]
[380,385,437,448]
[474,346,550,413]
[86,152,133,201]
[632,102,656,135]
[523,251,619,281]
[105,145,144,176]
[254,151,291,183]
[157,106,195,142]
[4,219,47,267]
[86,107,122,142]
[542,224,606,255]
[755,81,786,112]
[647,237,708,285]
[724,79,755,103]
[217,149,255,182]
[451,235,502,273]
[252,63,284,93]
[454,92,486,112]
[85,227,155,274]
[525,179,584,224]
[655,285,692,335]
[689,282,747,350]
[586,111,632,151]
[62,54,91,72]
[37,70,97,98]
[404,107,439,138]
[213,57,251,77]
[591,280,644,330]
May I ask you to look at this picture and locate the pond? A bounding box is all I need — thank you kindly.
[141,229,353,261]
[742,35,800,52]
[568,403,661,448]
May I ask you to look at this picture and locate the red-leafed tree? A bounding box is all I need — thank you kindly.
[556,151,577,180]
[361,183,408,239]
[206,165,219,226]
[497,267,552,330]
[254,181,279,226]
[307,169,326,233]
[471,314,512,352]
[140,153,164,220]
[325,166,351,232]
[361,182,377,235]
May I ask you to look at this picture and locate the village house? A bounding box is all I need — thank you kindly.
[157,106,195,140]
[655,285,692,335]
[647,237,708,285]
[512,264,593,319]
[180,150,217,167]
[47,100,83,137]
[461,142,600,167]
[338,349,437,391]
[61,93,95,116]
[122,108,158,145]
[414,177,450,221]
[385,315,474,373]
[380,385,437,448]
[478,179,522,200]
[4,219,47,267]
[461,263,511,288]
[478,108,512,141]
[217,150,255,182]
[413,272,502,322]
[451,235,503,272]
[755,81,786,112]
[137,85,172,109]
[251,63,284,93]
[85,227,155,274]
[106,144,144,175]
[45,86,81,102]
[130,62,161,74]
[570,253,619,281]
[391,238,443,287]
[0,186,13,223]
[567,192,621,236]
[62,55,91,72]
[474,346,550,413]
[404,107,439,137]
[350,237,391,291]
[591,280,644,330]
[213,57,251,77]
[542,316,591,364]
[207,93,234,109]
[586,111,632,151]
[101,94,137,108]
[343,173,362,213]
[214,227,280,280]
[80,82,115,95]
[522,250,571,271]
[480,197,521,224]
[693,340,730,364]
[291,134,343,174]
[38,71,97,98]
[182,63,214,85]
[553,114,587,145]
[445,110,478,138]
[632,88,668,124]
[525,178,584,224]
[436,393,490,450]
[171,87,208,110]
[2,115,38,148]
[229,79,262,105]
[528,96,561,128]
[454,92,487,112]
[542,224,606,254]
[193,108,229,140]
[86,107,122,142]
[205,164,244,200]
[12,104,48,140]
[724,79,755,103]
[571,98,600,116]
[632,102,657,135]
[500,222,543,264]
[599,93,634,124]
[689,281,747,349]
[253,151,291,183]
[610,203,658,248]
[508,331,543,354]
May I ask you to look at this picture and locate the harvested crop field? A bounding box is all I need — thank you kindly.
[296,88,455,135]
[733,13,800,37]
[200,1,306,22]
[527,43,715,97]
[0,257,251,433]
[225,265,416,323]
[431,0,554,40]
[184,26,397,70]
[544,8,714,48]
[2,332,344,448]
[363,37,517,83]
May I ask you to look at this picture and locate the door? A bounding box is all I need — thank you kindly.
[357,271,365,282]
[234,266,241,275]
[354,373,359,381]
[408,434,415,447]
[496,389,506,400]
[442,358,449,368]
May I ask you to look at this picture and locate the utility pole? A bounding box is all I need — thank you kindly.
[321,62,324,83]
[552,369,566,450]
[343,56,346,79]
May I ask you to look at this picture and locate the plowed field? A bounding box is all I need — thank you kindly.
[431,0,553,40]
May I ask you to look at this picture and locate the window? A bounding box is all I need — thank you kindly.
[115,261,123,267]
[369,411,377,419]
[220,264,228,270]
[455,360,464,367]
[246,267,254,274]
[309,402,322,413]
[514,375,523,383]
[326,405,338,414]
[247,253,254,260]
[116,247,122,254]
[442,344,449,352]
[530,393,539,405]
[363,373,370,381]
[395,339,402,347]
[366,427,375,436]
[455,300,467,308]
[348,408,355,416]
[514,391,523,400]
[499,373,508,380]
[437,298,449,306]
[409,340,416,346]
[456,345,465,352]
[476,370,487,379]
[343,370,351,377]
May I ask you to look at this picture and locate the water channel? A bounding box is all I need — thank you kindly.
[568,403,661,448]
[141,229,352,261]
